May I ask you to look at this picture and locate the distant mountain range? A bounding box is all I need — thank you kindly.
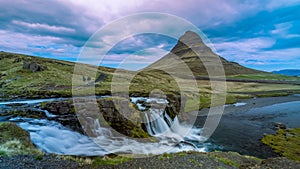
[272,69,300,77]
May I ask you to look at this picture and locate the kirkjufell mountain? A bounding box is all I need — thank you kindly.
[146,31,263,76]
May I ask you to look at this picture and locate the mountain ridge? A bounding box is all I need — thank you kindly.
[272,69,300,77]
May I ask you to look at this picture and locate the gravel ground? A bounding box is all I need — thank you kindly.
[1,153,300,169]
[0,155,81,169]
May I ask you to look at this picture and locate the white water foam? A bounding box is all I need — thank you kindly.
[10,117,106,156]
[0,98,61,105]
[233,102,247,107]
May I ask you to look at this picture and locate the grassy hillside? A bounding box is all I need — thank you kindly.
[0,52,115,98]
[1,50,300,112]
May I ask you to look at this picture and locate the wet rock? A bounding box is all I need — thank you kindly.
[41,98,150,137]
[55,116,84,134]
[1,109,46,119]
[273,122,286,129]
[42,101,85,134]
[42,101,73,115]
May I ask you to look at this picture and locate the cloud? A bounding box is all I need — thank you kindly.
[0,29,80,60]
[99,47,169,70]
[0,0,300,71]
[12,20,75,33]
[213,36,300,71]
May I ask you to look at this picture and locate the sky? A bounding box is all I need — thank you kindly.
[0,0,300,71]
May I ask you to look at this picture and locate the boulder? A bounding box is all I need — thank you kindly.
[13,58,21,63]
[274,122,286,129]
[43,101,73,115]
[22,62,30,69]
[22,61,47,72]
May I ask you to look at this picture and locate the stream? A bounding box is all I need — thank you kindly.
[0,95,299,157]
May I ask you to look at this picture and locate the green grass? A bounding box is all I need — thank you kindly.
[91,156,132,167]
[229,73,300,81]
[188,159,203,167]
[158,153,174,160]
[0,150,8,157]
[262,128,300,161]
[0,52,113,98]
[35,155,43,160]
[218,157,239,167]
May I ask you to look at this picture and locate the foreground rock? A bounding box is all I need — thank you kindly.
[0,122,40,156]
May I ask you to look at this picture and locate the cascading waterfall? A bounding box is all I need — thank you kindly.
[0,97,208,156]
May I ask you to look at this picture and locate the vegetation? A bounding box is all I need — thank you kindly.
[91,156,132,167]
[229,73,300,81]
[158,153,174,160]
[0,52,113,98]
[262,127,300,161]
[0,122,41,156]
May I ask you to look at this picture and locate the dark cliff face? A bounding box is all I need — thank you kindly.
[147,31,263,76]
[42,98,152,138]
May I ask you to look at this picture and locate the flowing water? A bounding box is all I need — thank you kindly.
[0,97,210,156]
[2,96,298,157]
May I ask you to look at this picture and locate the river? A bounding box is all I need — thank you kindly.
[0,95,299,157]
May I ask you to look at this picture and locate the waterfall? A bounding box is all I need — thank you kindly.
[1,97,208,156]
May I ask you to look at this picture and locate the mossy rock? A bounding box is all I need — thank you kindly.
[0,122,40,155]
[262,128,300,162]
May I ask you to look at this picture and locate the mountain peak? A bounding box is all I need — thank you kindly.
[179,31,203,42]
[170,31,210,55]
[147,31,263,76]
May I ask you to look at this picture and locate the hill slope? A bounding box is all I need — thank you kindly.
[0,52,114,99]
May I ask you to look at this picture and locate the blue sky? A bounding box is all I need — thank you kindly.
[0,0,299,71]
